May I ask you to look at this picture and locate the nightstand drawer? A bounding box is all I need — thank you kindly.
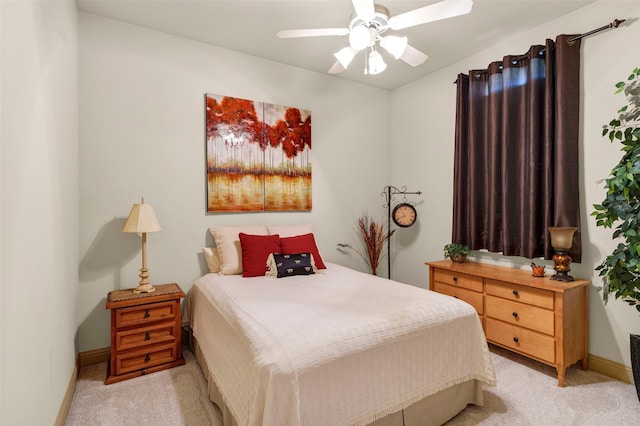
[114,343,178,375]
[433,282,484,315]
[485,279,554,310]
[486,295,554,335]
[115,300,177,329]
[433,269,483,292]
[485,317,555,364]
[115,322,177,352]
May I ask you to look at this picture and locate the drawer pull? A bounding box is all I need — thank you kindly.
[144,309,150,319]
[144,354,151,362]
[513,337,519,343]
[512,311,518,318]
[452,276,458,282]
[512,289,519,296]
[144,332,151,341]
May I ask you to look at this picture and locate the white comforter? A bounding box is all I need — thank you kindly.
[187,262,495,426]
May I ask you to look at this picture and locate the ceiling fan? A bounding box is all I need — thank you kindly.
[277,0,474,75]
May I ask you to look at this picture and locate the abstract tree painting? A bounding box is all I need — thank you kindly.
[205,94,311,212]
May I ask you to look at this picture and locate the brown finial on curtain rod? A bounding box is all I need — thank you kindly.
[567,18,626,44]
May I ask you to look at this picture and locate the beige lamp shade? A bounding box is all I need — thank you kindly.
[548,227,577,250]
[121,198,161,233]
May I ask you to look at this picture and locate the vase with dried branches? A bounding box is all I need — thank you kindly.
[339,211,395,275]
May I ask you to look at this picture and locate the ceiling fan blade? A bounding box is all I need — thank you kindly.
[277,28,349,38]
[328,61,346,74]
[400,44,429,67]
[389,0,473,30]
[351,0,376,20]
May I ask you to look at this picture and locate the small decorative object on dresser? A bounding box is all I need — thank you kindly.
[443,243,470,263]
[531,262,545,277]
[426,259,589,387]
[105,283,185,384]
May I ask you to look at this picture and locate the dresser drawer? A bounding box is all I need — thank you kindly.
[485,317,555,364]
[485,295,554,335]
[485,279,554,310]
[114,343,178,375]
[433,282,484,315]
[115,300,177,329]
[115,322,177,352]
[433,269,483,292]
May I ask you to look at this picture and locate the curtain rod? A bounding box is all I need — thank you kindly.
[453,19,626,83]
[568,18,626,44]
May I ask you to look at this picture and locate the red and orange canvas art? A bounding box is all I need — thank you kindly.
[205,94,311,212]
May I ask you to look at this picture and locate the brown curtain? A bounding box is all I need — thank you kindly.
[453,35,582,262]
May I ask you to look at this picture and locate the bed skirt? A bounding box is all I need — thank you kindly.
[190,334,484,426]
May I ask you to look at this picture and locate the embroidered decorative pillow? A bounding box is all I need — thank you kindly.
[266,253,317,278]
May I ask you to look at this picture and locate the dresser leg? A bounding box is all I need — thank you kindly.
[581,356,588,370]
[557,368,566,387]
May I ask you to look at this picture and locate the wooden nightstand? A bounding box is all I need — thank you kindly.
[105,283,185,384]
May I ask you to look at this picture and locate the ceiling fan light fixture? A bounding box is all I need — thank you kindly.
[349,24,371,51]
[368,49,387,75]
[380,35,408,59]
[334,47,356,69]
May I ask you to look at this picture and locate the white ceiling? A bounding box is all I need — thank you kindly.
[76,0,596,91]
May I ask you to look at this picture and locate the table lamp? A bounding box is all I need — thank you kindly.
[548,226,577,282]
[122,197,162,293]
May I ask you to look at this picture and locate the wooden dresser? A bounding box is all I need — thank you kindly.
[105,283,185,384]
[426,260,589,387]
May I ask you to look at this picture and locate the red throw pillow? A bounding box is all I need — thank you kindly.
[239,233,282,277]
[280,233,326,269]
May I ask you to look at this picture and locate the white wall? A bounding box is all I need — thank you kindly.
[78,12,391,351]
[1,1,79,424]
[390,0,640,367]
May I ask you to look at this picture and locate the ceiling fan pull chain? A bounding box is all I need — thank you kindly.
[364,47,369,75]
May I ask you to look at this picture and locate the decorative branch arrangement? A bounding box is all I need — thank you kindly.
[338,211,394,276]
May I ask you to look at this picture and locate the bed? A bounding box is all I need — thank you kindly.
[187,237,496,426]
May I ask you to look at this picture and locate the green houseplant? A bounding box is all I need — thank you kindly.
[443,243,470,263]
[592,67,640,401]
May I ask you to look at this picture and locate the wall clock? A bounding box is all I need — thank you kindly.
[392,202,417,228]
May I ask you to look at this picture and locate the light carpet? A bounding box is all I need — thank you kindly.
[65,346,639,425]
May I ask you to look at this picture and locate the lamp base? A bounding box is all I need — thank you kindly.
[133,266,155,293]
[550,273,575,282]
[133,283,156,294]
[551,249,574,282]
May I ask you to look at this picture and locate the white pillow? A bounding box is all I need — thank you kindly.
[267,224,314,238]
[209,225,269,274]
[202,247,221,273]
